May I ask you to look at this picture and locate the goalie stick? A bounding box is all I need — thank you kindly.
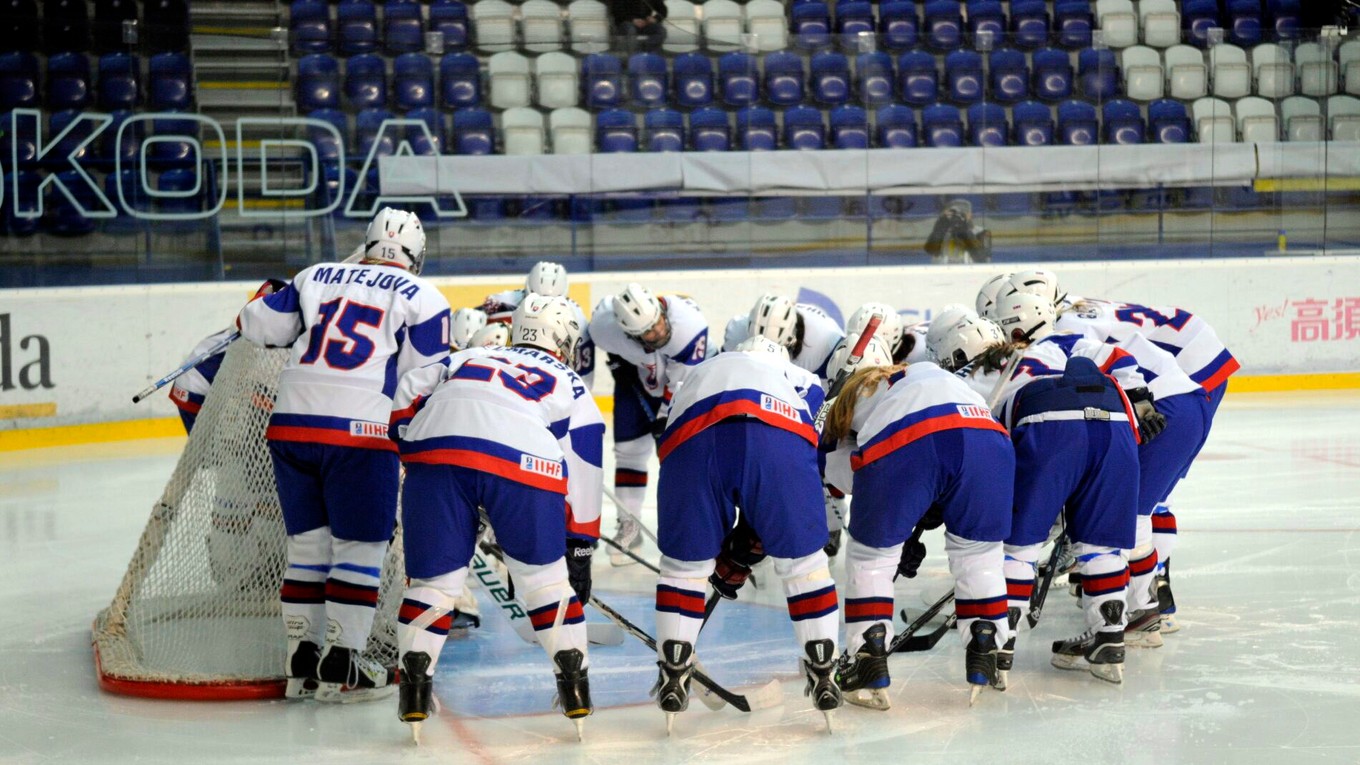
[132,329,240,404]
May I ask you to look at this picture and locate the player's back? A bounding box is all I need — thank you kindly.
[856,362,998,455]
[1065,298,1237,390]
[794,303,845,382]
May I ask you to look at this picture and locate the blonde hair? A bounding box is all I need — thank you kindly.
[971,340,1027,376]
[824,365,904,442]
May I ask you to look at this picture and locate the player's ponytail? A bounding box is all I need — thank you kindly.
[975,341,1025,374]
[824,365,901,443]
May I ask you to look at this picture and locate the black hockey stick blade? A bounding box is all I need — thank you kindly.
[1027,536,1068,629]
[888,589,955,654]
[894,613,957,652]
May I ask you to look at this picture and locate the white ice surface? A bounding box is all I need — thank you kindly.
[2,390,1359,764]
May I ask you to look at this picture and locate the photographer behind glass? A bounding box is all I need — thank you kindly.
[923,199,992,265]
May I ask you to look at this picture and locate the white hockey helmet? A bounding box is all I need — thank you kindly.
[512,294,582,364]
[363,207,427,274]
[749,294,799,348]
[846,302,905,351]
[450,307,489,351]
[993,291,1057,342]
[976,272,1013,318]
[928,313,1004,371]
[722,312,751,352]
[828,332,894,377]
[614,283,664,337]
[924,303,973,351]
[733,334,791,361]
[1001,269,1063,308]
[525,261,568,297]
[469,322,511,348]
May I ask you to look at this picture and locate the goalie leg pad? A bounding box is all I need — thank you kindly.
[324,538,387,650]
[398,570,467,677]
[775,552,839,649]
[656,556,713,653]
[842,536,900,656]
[504,555,589,668]
[946,532,1010,648]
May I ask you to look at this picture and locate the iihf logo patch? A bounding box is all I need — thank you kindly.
[956,404,991,419]
[349,420,389,439]
[520,454,564,480]
[760,394,799,421]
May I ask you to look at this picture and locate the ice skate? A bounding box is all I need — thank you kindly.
[994,608,1022,692]
[650,640,695,735]
[284,640,320,699]
[315,645,396,703]
[802,639,843,733]
[398,652,438,744]
[965,621,999,705]
[1051,601,1125,684]
[607,516,643,567]
[1156,568,1179,633]
[835,624,890,711]
[1124,607,1164,648]
[552,649,592,740]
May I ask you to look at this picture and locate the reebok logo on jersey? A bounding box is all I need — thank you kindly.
[761,394,799,421]
[349,420,389,439]
[520,455,564,480]
[956,404,991,420]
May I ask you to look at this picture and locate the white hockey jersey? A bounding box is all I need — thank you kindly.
[823,362,1007,494]
[589,294,709,398]
[1053,305,1203,402]
[168,328,237,419]
[478,288,596,387]
[793,303,846,384]
[390,345,604,540]
[237,262,451,450]
[1058,298,1239,392]
[658,350,825,461]
[899,322,932,363]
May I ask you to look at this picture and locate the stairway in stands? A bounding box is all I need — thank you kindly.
[190,0,320,274]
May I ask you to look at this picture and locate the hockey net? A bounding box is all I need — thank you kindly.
[92,342,405,700]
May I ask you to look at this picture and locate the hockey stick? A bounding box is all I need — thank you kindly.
[588,595,783,713]
[469,550,625,647]
[1026,535,1069,630]
[889,589,956,654]
[132,329,240,403]
[812,313,883,435]
[600,536,661,574]
[602,485,661,545]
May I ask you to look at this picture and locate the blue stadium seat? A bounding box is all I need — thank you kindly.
[297,54,341,112]
[394,52,434,111]
[597,108,639,152]
[1182,0,1220,48]
[689,107,731,151]
[990,192,1035,216]
[98,109,143,167]
[384,0,425,55]
[46,52,91,111]
[967,1,1006,45]
[1009,0,1050,49]
[922,102,964,146]
[406,108,445,155]
[2,171,40,236]
[355,107,396,157]
[156,167,204,222]
[673,52,714,109]
[1102,98,1144,144]
[1053,0,1093,49]
[338,0,379,56]
[1227,0,1262,47]
[345,54,388,109]
[452,108,495,154]
[144,0,191,53]
[875,103,917,147]
[1,1,39,54]
[1267,0,1300,40]
[149,52,193,111]
[1056,99,1097,144]
[878,1,918,52]
[897,50,938,106]
[923,0,963,51]
[44,0,91,55]
[967,102,1008,146]
[944,50,983,104]
[150,111,199,166]
[764,52,807,107]
[430,0,470,52]
[439,53,480,109]
[736,106,778,150]
[307,108,349,164]
[1148,98,1190,143]
[628,52,669,107]
[856,52,895,106]
[830,104,869,148]
[1012,100,1054,145]
[791,2,832,52]
[989,48,1029,104]
[1032,47,1073,102]
[0,52,39,111]
[291,0,332,54]
[2,111,37,169]
[582,53,624,109]
[48,110,91,166]
[1077,48,1118,101]
[97,52,140,112]
[644,108,685,152]
[835,1,875,52]
[44,170,98,236]
[718,52,760,107]
[811,51,851,106]
[783,105,826,150]
[102,169,147,233]
[95,0,140,53]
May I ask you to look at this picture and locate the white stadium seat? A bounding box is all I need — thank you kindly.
[702,0,744,53]
[1296,42,1338,97]
[502,106,546,155]
[488,50,531,109]
[1280,95,1323,141]
[1235,96,1279,143]
[744,0,788,53]
[1139,0,1181,49]
[1339,40,1360,96]
[535,51,579,109]
[471,0,516,53]
[1209,43,1250,99]
[1252,43,1295,99]
[549,107,592,154]
[1328,94,1360,140]
[1122,45,1165,101]
[1193,96,1237,142]
[1165,45,1208,100]
[520,0,564,53]
[1096,0,1138,49]
[663,0,700,53]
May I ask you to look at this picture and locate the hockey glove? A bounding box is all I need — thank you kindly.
[1126,387,1167,443]
[566,538,596,605]
[709,525,767,600]
[895,538,927,580]
[250,278,289,301]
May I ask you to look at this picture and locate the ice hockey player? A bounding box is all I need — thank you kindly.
[478,261,595,386]
[651,335,841,733]
[167,328,238,433]
[822,333,1014,708]
[450,307,488,352]
[389,294,604,742]
[235,208,451,702]
[974,272,1015,319]
[844,303,906,362]
[745,294,845,386]
[943,296,1149,685]
[589,283,709,566]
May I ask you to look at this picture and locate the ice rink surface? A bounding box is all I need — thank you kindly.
[3,389,1359,765]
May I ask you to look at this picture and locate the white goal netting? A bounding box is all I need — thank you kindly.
[92,343,405,699]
